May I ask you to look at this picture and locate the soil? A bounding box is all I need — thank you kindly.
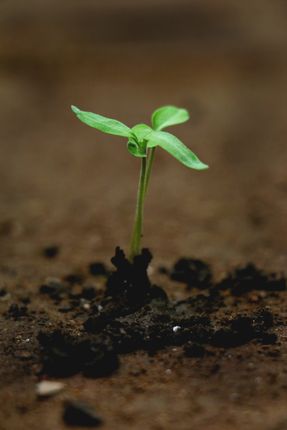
[1,1,287,429]
[1,247,287,430]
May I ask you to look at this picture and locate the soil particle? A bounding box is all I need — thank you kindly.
[7,303,28,319]
[89,262,108,277]
[39,278,67,301]
[64,274,84,285]
[0,287,10,302]
[63,400,102,427]
[170,258,213,289]
[38,330,119,378]
[216,264,286,295]
[211,311,277,348]
[20,296,31,305]
[81,286,97,300]
[0,288,7,297]
[42,245,60,259]
[39,277,96,306]
[158,266,169,275]
[258,333,278,345]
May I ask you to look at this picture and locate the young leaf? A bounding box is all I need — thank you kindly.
[71,105,131,137]
[127,140,147,158]
[147,131,208,170]
[151,105,189,131]
[130,124,153,142]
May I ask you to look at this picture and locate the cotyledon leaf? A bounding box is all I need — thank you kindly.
[147,130,208,170]
[151,105,190,131]
[71,105,131,137]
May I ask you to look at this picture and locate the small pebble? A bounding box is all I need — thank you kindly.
[83,303,91,311]
[36,381,65,398]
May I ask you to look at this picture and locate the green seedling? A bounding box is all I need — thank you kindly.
[71,104,208,261]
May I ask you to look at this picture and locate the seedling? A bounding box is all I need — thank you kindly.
[71,105,208,261]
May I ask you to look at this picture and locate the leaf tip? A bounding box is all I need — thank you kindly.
[196,162,209,170]
[71,105,80,114]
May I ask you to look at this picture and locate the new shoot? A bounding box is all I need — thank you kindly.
[71,104,208,261]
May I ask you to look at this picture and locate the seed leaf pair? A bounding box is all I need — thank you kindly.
[71,105,208,170]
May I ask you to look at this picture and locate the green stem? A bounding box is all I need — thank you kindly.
[129,157,147,261]
[144,147,156,196]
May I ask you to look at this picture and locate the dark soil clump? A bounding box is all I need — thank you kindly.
[42,245,60,259]
[7,303,29,319]
[170,258,213,289]
[38,330,119,378]
[89,262,108,277]
[216,263,286,295]
[36,248,283,379]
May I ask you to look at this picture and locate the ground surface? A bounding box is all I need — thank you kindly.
[1,1,287,429]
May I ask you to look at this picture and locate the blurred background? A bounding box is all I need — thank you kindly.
[0,0,287,275]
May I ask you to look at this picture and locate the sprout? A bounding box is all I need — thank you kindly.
[71,104,208,261]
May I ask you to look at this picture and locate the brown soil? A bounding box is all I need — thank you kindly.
[1,249,287,430]
[1,1,287,429]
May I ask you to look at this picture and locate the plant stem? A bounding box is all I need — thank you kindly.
[129,157,147,261]
[144,147,156,196]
